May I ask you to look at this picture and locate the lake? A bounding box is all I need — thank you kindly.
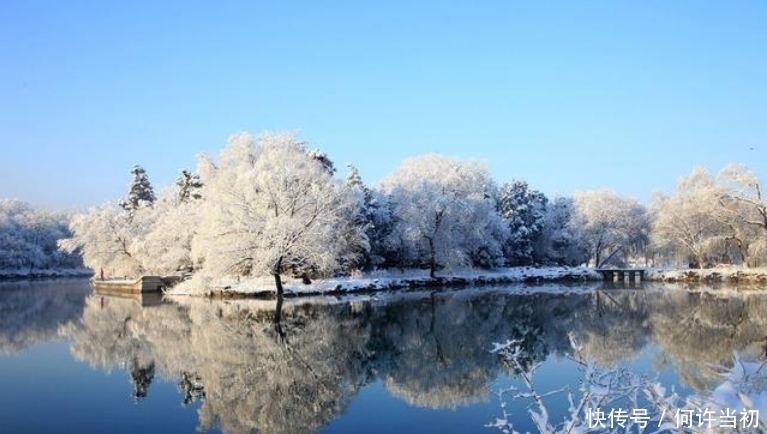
[1,279,766,433]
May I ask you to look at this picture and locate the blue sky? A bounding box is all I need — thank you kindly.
[1,1,765,209]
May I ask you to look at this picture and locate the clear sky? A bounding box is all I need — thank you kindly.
[1,1,765,209]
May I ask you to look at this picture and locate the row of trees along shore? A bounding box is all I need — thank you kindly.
[0,199,83,272]
[39,132,767,293]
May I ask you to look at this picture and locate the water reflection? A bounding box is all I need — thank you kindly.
[0,279,89,354]
[59,292,196,404]
[648,290,767,392]
[11,283,765,434]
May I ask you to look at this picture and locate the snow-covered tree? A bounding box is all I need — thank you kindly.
[716,164,767,266]
[59,203,146,277]
[362,190,401,268]
[307,149,336,174]
[497,181,548,266]
[534,197,586,266]
[345,164,363,189]
[345,164,399,268]
[651,164,767,267]
[0,199,82,271]
[380,155,508,276]
[119,165,156,211]
[59,188,202,278]
[191,132,365,295]
[650,167,732,268]
[571,190,649,267]
[133,190,201,275]
[175,169,203,203]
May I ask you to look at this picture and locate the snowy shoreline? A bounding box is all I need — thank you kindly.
[167,265,767,298]
[644,267,767,285]
[168,267,603,298]
[4,265,765,293]
[0,268,93,281]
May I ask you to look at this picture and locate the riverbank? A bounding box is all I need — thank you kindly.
[644,267,767,285]
[166,265,767,298]
[0,268,93,281]
[168,266,602,298]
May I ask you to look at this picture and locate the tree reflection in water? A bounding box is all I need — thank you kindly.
[49,284,767,434]
[0,279,89,354]
[128,355,155,402]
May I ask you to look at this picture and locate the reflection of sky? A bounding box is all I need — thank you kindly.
[321,381,496,434]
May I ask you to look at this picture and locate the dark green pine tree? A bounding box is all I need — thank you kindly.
[119,165,156,211]
[175,169,203,203]
[497,180,548,266]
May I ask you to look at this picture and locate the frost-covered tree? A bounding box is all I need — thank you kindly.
[133,190,201,275]
[650,167,731,267]
[60,189,201,277]
[380,155,508,276]
[534,197,586,266]
[363,190,401,268]
[119,165,156,211]
[345,164,399,268]
[58,166,195,278]
[571,190,648,267]
[191,132,365,295]
[307,149,336,174]
[497,181,548,266]
[716,164,767,266]
[651,164,767,267]
[175,169,203,203]
[59,203,147,277]
[0,199,82,271]
[345,164,363,189]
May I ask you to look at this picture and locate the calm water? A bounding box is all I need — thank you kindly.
[1,279,766,434]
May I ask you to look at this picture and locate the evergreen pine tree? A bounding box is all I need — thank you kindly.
[497,180,548,266]
[175,169,203,203]
[345,164,363,189]
[307,149,336,174]
[345,164,398,268]
[119,165,156,211]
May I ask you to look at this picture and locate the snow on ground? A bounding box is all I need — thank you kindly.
[0,268,93,280]
[169,279,606,313]
[167,266,601,297]
[645,266,767,285]
[165,265,767,298]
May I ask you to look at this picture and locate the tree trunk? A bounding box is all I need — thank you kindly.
[429,210,443,279]
[273,294,285,341]
[273,273,284,297]
[428,237,437,278]
[593,238,603,268]
[272,256,284,297]
[598,246,623,268]
[691,252,704,269]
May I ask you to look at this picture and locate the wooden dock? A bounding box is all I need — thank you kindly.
[596,269,646,283]
[91,275,179,294]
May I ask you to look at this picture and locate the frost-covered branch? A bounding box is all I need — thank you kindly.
[489,334,767,434]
